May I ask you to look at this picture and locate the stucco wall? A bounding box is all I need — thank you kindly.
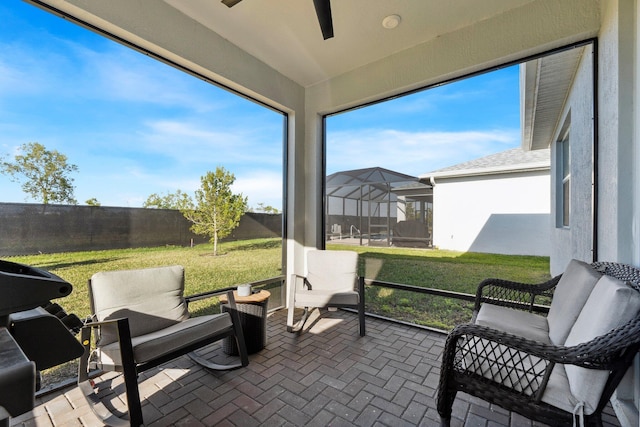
[595,2,640,424]
[597,0,637,266]
[432,171,550,256]
[549,46,596,276]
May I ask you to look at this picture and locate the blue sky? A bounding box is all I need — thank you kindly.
[327,70,520,176]
[0,1,520,209]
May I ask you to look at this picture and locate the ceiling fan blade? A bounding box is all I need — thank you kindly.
[221,0,242,7]
[312,0,334,40]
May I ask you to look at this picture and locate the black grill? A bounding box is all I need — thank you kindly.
[0,260,84,418]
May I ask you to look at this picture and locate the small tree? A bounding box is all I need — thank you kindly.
[85,198,101,206]
[1,142,78,204]
[181,167,247,256]
[143,190,191,210]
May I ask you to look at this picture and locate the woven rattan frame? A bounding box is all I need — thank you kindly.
[437,262,640,427]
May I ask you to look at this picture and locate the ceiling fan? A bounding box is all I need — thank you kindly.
[221,0,334,40]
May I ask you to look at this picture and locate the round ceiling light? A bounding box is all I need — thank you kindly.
[382,14,401,29]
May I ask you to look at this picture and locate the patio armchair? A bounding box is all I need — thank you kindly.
[78,265,248,427]
[287,250,365,336]
[437,260,640,426]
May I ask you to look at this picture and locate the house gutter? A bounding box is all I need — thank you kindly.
[420,162,550,181]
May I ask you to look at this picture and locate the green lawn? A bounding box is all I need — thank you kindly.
[8,238,283,319]
[7,239,550,329]
[328,244,551,329]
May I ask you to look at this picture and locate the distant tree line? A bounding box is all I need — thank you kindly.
[1,143,281,256]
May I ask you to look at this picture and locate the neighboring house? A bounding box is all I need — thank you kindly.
[520,45,595,276]
[420,148,551,256]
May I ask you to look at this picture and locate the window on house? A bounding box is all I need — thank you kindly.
[559,127,571,227]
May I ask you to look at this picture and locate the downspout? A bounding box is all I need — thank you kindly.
[429,176,436,249]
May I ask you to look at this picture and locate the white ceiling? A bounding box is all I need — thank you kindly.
[163,0,536,88]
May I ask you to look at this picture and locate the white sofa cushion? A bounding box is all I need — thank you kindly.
[547,259,602,345]
[563,274,640,414]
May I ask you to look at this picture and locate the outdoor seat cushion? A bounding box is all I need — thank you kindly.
[547,259,602,345]
[91,266,189,346]
[306,250,358,292]
[293,289,359,308]
[475,304,550,344]
[470,304,552,393]
[95,313,233,368]
[471,266,640,416]
[540,364,578,413]
[294,250,359,308]
[462,336,548,396]
[562,274,640,414]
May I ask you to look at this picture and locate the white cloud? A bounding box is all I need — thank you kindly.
[139,119,282,168]
[79,47,220,111]
[233,170,283,210]
[0,32,223,113]
[327,128,519,176]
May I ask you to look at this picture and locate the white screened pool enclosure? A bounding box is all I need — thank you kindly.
[325,167,433,248]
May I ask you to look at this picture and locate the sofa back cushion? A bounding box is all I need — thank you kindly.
[563,274,640,414]
[547,259,602,345]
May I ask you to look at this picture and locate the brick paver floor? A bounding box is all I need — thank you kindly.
[9,308,622,426]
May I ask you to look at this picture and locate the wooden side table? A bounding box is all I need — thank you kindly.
[220,290,270,355]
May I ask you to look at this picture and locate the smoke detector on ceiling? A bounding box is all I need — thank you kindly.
[382,15,401,29]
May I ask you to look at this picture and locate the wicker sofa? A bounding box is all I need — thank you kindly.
[437,260,640,426]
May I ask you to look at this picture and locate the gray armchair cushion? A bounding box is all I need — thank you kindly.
[540,364,576,413]
[475,304,550,344]
[547,259,602,345]
[461,337,547,396]
[90,266,189,346]
[292,250,360,309]
[96,313,233,367]
[563,274,640,414]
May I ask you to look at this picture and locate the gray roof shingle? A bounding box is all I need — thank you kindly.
[421,147,550,179]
